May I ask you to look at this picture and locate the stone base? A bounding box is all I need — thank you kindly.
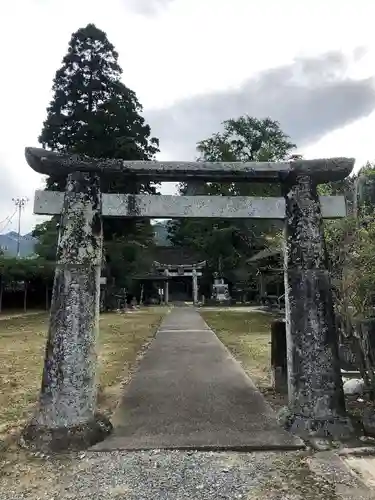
[20,413,113,453]
[278,406,354,440]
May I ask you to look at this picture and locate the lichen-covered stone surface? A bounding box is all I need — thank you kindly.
[21,172,110,451]
[282,174,352,439]
[34,191,347,219]
[25,147,354,182]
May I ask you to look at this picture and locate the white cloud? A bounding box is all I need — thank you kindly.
[119,0,176,16]
[1,0,375,233]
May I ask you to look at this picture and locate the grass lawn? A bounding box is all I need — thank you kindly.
[0,307,167,434]
[0,307,167,496]
[200,309,276,388]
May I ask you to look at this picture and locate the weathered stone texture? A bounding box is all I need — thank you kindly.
[34,191,347,219]
[282,174,352,438]
[25,147,354,183]
[22,172,111,451]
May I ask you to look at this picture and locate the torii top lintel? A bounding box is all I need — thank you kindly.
[153,261,207,270]
[25,147,355,184]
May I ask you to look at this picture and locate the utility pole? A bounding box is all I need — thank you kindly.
[12,197,28,258]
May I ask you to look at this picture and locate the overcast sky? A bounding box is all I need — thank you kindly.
[1,0,375,234]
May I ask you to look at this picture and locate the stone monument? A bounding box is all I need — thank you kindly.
[211,273,230,303]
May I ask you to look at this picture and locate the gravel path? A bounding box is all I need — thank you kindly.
[4,449,373,500]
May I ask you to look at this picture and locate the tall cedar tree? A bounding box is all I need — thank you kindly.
[167,116,299,282]
[35,24,160,288]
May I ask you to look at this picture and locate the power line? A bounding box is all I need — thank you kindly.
[0,209,17,233]
[0,209,17,227]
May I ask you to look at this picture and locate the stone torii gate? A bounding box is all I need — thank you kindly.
[22,147,355,450]
[153,261,206,304]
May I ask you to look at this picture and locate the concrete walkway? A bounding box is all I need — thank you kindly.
[92,307,303,451]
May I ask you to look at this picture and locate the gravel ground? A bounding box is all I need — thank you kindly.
[3,449,373,500]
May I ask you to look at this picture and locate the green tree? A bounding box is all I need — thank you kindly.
[196,116,298,164]
[168,116,299,282]
[35,24,159,288]
[325,163,375,317]
[323,163,375,392]
[39,23,159,185]
[32,219,59,262]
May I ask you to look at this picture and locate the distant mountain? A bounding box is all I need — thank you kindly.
[0,222,170,259]
[0,231,37,258]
